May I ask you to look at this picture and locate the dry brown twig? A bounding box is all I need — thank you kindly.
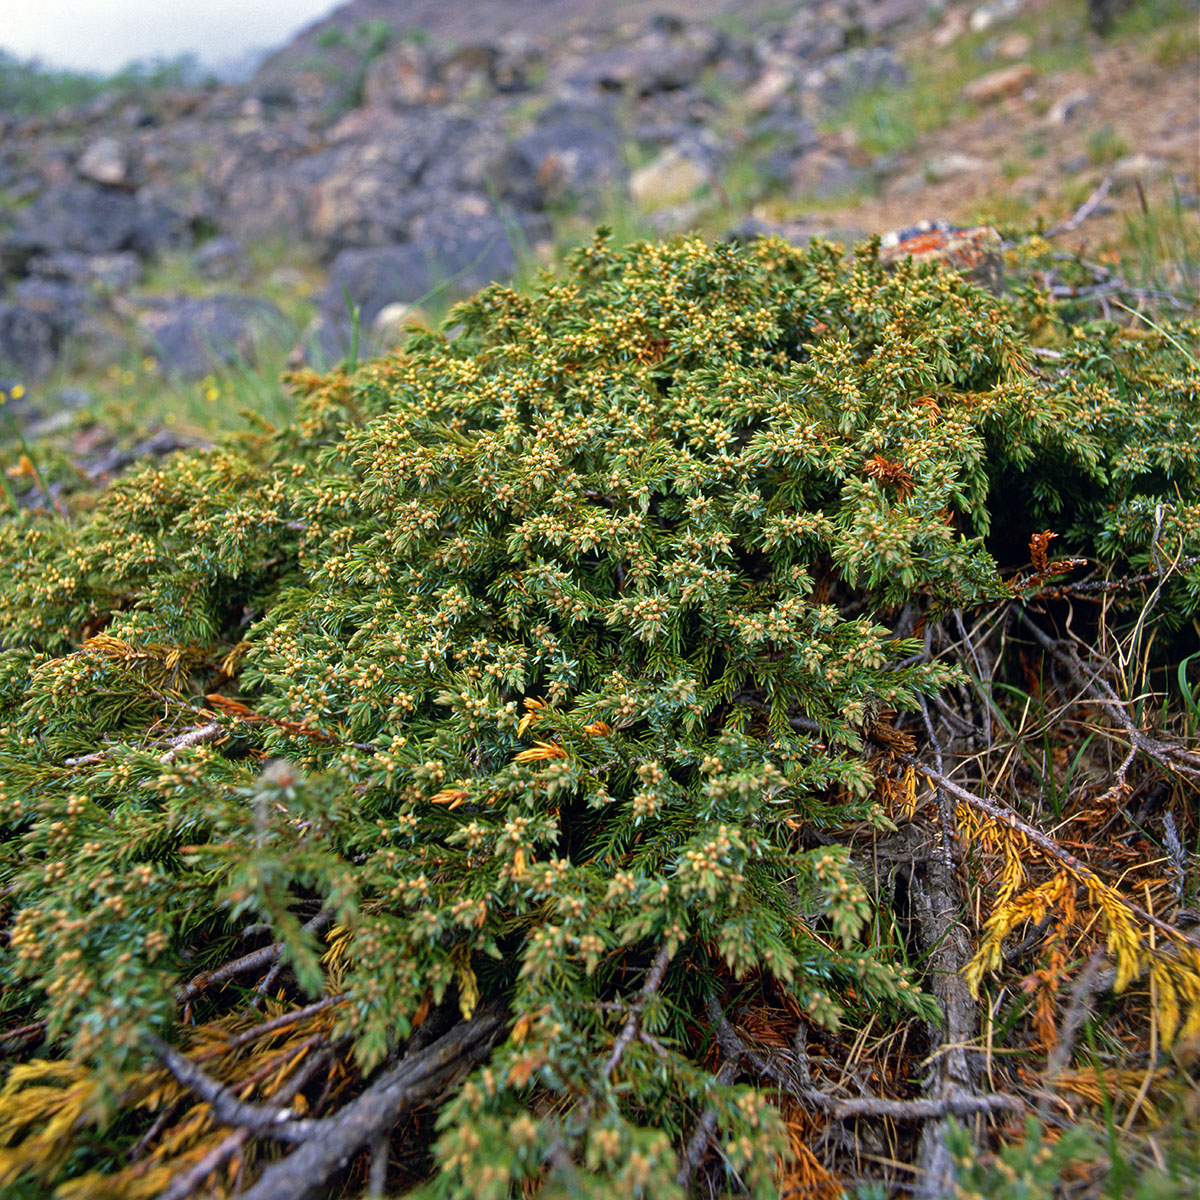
[152,1002,507,1200]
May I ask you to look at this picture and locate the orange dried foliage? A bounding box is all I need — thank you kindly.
[863,453,914,499]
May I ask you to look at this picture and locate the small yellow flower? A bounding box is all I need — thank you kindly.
[9,384,24,400]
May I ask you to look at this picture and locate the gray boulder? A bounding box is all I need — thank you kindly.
[0,304,61,379]
[136,294,290,378]
[0,278,90,378]
[562,16,724,96]
[1,184,191,272]
[802,47,909,111]
[26,251,143,290]
[315,210,525,363]
[492,101,626,212]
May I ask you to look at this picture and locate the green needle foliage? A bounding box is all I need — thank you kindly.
[0,231,1196,1197]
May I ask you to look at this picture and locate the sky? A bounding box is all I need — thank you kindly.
[0,0,342,75]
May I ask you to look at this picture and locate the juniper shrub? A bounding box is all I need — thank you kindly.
[0,231,1196,1197]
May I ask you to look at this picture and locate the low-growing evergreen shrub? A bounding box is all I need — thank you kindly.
[0,232,1196,1197]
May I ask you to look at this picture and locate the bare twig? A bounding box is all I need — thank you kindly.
[367,1132,390,1196]
[603,944,673,1083]
[157,1128,249,1200]
[1044,176,1112,237]
[1042,949,1106,1101]
[678,1057,741,1188]
[149,1036,318,1144]
[160,722,224,763]
[901,756,1200,951]
[252,911,333,1008]
[177,944,286,1005]
[235,1002,507,1200]
[705,998,1017,1122]
[177,910,332,1006]
[192,996,343,1062]
[1018,611,1200,780]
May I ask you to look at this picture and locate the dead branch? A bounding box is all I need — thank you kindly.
[1018,611,1200,781]
[1043,176,1113,237]
[909,835,983,1200]
[177,944,287,1005]
[603,943,673,1082]
[233,1001,507,1200]
[160,722,224,763]
[191,996,343,1062]
[177,910,332,1005]
[678,1057,742,1188]
[150,1036,319,1144]
[902,755,1200,952]
[704,998,1019,1127]
[157,1129,249,1200]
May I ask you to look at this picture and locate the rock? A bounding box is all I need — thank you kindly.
[316,212,524,362]
[789,146,874,202]
[748,112,821,192]
[860,0,935,38]
[803,48,908,111]
[307,164,432,255]
[745,63,797,114]
[880,222,1004,293]
[969,0,1023,32]
[1087,0,1135,34]
[193,237,247,281]
[0,303,61,379]
[923,152,988,182]
[1,184,190,269]
[362,42,439,109]
[26,251,143,290]
[492,102,626,212]
[996,32,1033,59]
[291,111,506,255]
[630,146,712,209]
[491,33,543,92]
[961,63,1036,104]
[442,43,499,100]
[565,17,723,96]
[1109,154,1168,191]
[932,8,969,46]
[1048,88,1092,124]
[726,213,867,248]
[23,388,93,441]
[371,301,428,346]
[205,125,324,245]
[82,428,211,485]
[773,0,859,60]
[0,276,93,378]
[136,294,290,378]
[77,136,133,188]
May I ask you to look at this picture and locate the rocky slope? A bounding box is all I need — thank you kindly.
[0,0,1195,415]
